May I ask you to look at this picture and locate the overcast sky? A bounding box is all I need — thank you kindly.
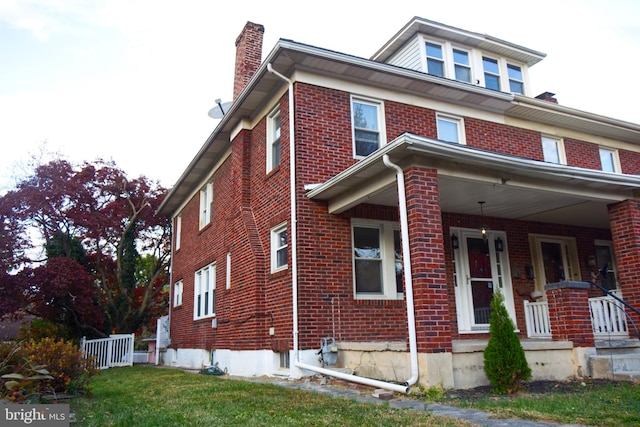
[1,0,638,193]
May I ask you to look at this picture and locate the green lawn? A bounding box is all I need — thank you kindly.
[434,380,640,426]
[70,366,471,426]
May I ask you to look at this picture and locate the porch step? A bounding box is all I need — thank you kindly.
[594,338,640,355]
[589,353,640,380]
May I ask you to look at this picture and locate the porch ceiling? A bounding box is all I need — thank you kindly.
[306,134,640,229]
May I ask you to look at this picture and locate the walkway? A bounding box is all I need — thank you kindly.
[234,375,583,427]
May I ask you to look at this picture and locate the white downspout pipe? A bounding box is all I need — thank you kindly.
[267,63,299,365]
[268,64,418,394]
[382,154,419,388]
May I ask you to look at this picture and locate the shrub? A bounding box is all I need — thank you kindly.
[483,289,531,394]
[22,338,98,397]
[0,341,53,402]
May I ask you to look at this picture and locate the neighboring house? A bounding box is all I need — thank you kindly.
[157,17,640,391]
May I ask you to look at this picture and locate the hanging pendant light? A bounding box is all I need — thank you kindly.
[478,201,488,241]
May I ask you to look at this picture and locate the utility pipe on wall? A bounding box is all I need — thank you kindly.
[268,64,419,394]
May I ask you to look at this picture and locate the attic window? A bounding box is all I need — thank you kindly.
[507,64,524,94]
[482,57,501,91]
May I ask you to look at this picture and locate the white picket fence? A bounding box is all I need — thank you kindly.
[523,295,629,340]
[523,300,552,338]
[589,296,629,338]
[81,333,135,370]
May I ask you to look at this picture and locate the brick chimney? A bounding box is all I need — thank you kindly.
[535,91,558,104]
[233,22,264,100]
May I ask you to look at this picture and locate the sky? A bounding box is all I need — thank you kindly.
[1,0,639,193]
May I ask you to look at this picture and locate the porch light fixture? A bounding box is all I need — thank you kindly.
[494,237,504,252]
[478,201,488,241]
[451,234,459,249]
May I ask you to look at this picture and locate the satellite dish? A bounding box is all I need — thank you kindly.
[208,98,233,119]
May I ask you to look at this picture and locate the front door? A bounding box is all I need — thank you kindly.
[452,228,516,331]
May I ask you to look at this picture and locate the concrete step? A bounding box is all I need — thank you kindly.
[594,338,640,355]
[589,353,640,379]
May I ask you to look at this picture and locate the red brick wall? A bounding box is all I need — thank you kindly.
[170,80,631,354]
[608,200,640,327]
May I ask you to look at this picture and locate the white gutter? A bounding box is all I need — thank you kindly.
[268,64,418,395]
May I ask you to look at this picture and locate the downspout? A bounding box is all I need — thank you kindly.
[267,64,418,394]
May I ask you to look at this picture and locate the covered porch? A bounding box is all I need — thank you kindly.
[307,133,640,349]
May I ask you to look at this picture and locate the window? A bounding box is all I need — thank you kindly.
[507,64,524,94]
[279,351,290,369]
[352,97,385,157]
[541,136,566,164]
[483,57,500,91]
[266,107,281,172]
[425,42,445,77]
[271,223,288,272]
[173,280,183,307]
[453,48,471,83]
[595,240,618,292]
[194,263,215,319]
[175,214,182,250]
[599,147,620,173]
[226,252,231,289]
[199,181,213,228]
[437,114,465,144]
[352,220,402,299]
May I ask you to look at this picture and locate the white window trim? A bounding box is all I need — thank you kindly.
[481,55,501,91]
[507,63,524,94]
[199,181,213,229]
[350,95,386,159]
[421,37,475,84]
[175,214,182,250]
[173,279,183,307]
[541,135,567,165]
[226,252,231,289]
[271,222,288,273]
[351,219,402,300]
[599,147,621,173]
[266,106,281,173]
[436,113,466,145]
[194,263,216,320]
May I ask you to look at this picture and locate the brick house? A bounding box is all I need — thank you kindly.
[157,17,640,391]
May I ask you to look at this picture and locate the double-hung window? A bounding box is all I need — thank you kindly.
[199,181,213,228]
[507,64,524,94]
[352,97,385,158]
[194,263,215,319]
[453,48,471,83]
[599,147,620,173]
[175,214,182,250]
[482,57,501,91]
[541,136,566,164]
[266,107,281,173]
[173,280,183,307]
[436,113,465,144]
[271,223,288,272]
[352,220,402,299]
[425,42,445,77]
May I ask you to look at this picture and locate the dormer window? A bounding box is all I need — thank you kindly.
[482,57,501,91]
[453,49,471,83]
[425,42,445,77]
[508,64,524,94]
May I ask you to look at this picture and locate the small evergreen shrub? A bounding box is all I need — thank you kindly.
[483,290,532,394]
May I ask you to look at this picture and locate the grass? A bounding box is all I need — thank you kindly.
[431,380,640,426]
[70,366,471,426]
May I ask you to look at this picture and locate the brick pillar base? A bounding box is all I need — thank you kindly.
[545,281,594,347]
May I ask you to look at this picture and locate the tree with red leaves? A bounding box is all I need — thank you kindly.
[0,158,170,338]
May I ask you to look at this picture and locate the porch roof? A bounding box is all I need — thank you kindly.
[306,133,640,229]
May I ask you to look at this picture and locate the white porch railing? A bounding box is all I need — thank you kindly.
[523,300,552,338]
[589,295,629,338]
[81,333,135,370]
